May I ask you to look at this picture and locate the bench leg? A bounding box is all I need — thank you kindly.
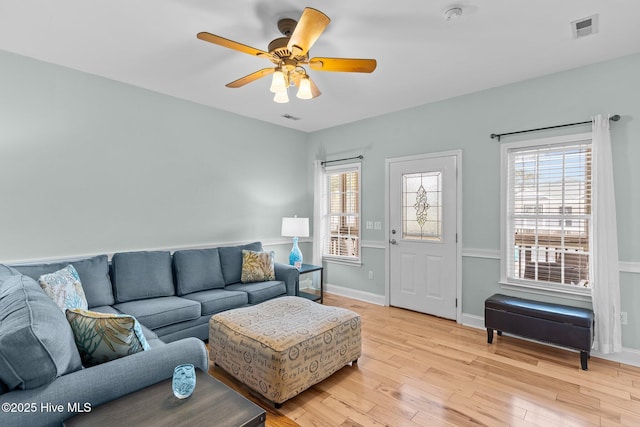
[580,351,589,370]
[487,328,494,344]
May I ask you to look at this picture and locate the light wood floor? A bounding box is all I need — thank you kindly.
[210,293,640,427]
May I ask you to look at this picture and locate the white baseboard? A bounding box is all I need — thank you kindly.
[591,346,640,367]
[461,313,485,329]
[461,313,640,368]
[324,283,386,306]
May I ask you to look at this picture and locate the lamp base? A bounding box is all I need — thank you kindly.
[289,237,303,269]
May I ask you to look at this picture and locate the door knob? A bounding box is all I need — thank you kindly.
[390,239,397,245]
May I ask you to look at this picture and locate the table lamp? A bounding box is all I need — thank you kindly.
[281,216,309,269]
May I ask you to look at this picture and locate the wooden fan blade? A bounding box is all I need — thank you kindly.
[226,68,275,88]
[309,57,377,73]
[197,32,269,57]
[287,8,330,57]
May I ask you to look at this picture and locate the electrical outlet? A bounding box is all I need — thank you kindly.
[621,311,628,325]
[368,271,374,280]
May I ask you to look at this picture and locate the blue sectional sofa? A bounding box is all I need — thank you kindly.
[0,241,299,426]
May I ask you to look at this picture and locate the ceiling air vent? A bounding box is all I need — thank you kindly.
[571,14,598,39]
[281,114,301,121]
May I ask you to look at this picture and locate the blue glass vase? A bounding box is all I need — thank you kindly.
[289,237,303,269]
[172,364,196,399]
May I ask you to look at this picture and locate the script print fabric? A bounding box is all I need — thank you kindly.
[209,296,361,404]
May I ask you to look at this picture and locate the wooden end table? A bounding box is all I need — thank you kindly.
[64,369,265,427]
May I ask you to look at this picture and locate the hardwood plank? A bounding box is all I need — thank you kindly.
[207,293,640,426]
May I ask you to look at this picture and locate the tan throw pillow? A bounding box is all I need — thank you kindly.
[65,309,150,367]
[241,250,275,283]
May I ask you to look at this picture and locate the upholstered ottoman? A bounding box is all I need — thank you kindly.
[209,296,361,406]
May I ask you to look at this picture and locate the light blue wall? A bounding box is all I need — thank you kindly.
[308,53,640,349]
[2,48,639,349]
[0,50,309,263]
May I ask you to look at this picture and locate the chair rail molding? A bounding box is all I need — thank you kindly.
[620,261,640,274]
[462,248,500,259]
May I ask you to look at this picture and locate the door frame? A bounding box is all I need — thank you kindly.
[384,150,463,322]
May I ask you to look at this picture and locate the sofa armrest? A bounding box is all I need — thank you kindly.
[274,262,299,296]
[0,338,208,427]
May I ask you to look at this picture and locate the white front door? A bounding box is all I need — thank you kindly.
[388,153,458,319]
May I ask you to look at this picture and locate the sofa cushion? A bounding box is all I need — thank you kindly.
[241,250,275,283]
[65,309,150,367]
[219,242,263,285]
[113,296,201,330]
[225,281,287,304]
[0,264,21,284]
[13,255,114,308]
[111,251,175,303]
[38,265,88,312]
[0,271,82,390]
[182,289,249,316]
[173,248,225,295]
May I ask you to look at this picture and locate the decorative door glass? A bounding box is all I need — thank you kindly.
[402,171,442,241]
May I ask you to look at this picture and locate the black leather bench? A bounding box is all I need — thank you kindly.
[485,293,594,370]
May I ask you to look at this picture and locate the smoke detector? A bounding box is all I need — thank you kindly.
[442,6,463,21]
[571,14,598,39]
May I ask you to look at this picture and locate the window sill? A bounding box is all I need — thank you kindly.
[499,280,592,302]
[322,257,362,267]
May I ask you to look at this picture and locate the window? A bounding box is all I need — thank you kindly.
[323,163,361,262]
[559,206,573,227]
[402,171,442,241]
[501,133,591,293]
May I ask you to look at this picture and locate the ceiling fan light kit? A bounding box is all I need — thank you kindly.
[273,91,290,104]
[269,68,287,93]
[296,76,313,100]
[197,7,376,104]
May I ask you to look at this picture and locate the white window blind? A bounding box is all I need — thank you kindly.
[323,164,360,261]
[505,139,591,290]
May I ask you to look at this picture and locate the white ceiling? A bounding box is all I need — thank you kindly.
[1,0,639,133]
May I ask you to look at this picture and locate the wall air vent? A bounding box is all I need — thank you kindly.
[281,114,301,121]
[571,14,598,39]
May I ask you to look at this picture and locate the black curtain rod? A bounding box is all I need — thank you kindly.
[490,114,621,141]
[321,155,364,166]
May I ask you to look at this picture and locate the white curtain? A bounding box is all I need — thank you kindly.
[590,114,622,354]
[312,160,324,267]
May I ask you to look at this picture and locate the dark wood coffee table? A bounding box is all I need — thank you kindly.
[64,369,266,427]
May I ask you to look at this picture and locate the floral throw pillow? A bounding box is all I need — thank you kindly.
[241,250,275,283]
[38,265,88,312]
[65,309,150,367]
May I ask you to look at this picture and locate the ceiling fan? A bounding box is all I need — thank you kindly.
[197,7,377,103]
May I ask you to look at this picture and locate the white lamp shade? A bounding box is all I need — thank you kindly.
[296,77,313,100]
[273,90,289,103]
[281,217,309,237]
[270,70,287,93]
